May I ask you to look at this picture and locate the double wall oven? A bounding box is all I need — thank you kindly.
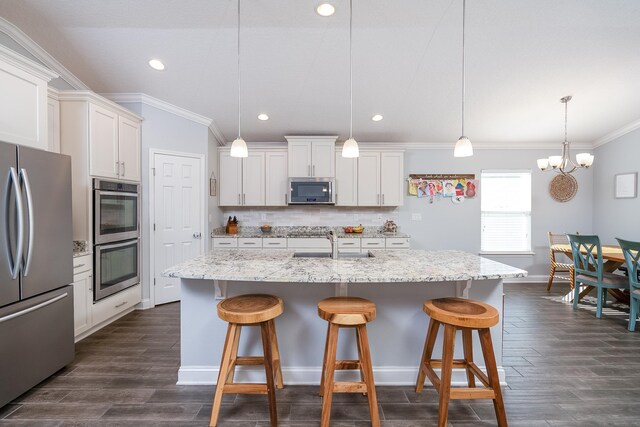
[93,179,140,302]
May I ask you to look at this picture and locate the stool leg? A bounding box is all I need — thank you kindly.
[210,323,238,427]
[478,328,508,427]
[416,318,440,393]
[357,324,380,427]
[320,323,339,427]
[260,322,278,427]
[268,319,284,389]
[462,328,476,388]
[227,325,242,384]
[319,322,331,397]
[355,326,367,393]
[437,324,456,427]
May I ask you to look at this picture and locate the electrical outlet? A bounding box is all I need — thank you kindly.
[411,213,422,221]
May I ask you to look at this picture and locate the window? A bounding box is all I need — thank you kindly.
[481,170,532,252]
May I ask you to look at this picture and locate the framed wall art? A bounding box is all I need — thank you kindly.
[615,172,637,199]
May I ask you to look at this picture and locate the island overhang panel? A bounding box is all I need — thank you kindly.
[163,249,526,386]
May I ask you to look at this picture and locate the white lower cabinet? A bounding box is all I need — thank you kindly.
[361,237,385,249]
[212,237,238,248]
[263,238,287,249]
[72,255,92,337]
[92,284,141,327]
[386,237,411,249]
[287,238,331,252]
[238,238,263,249]
[337,238,361,253]
[211,236,410,251]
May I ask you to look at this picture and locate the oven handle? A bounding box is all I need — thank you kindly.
[98,239,139,251]
[95,190,139,197]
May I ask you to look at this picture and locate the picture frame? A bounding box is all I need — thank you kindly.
[615,172,637,199]
[210,178,217,196]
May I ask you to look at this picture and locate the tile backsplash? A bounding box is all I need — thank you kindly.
[220,207,400,228]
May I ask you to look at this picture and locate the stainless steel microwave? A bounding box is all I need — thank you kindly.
[288,178,335,205]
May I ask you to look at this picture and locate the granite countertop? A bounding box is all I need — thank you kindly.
[162,249,526,283]
[73,240,92,258]
[211,226,410,239]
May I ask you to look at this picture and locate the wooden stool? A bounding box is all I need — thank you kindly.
[415,297,507,427]
[209,294,284,427]
[318,297,380,427]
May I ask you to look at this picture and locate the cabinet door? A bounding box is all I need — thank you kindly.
[219,150,243,206]
[357,152,381,206]
[380,151,404,206]
[47,96,60,153]
[242,151,265,206]
[335,151,357,206]
[266,151,288,206]
[288,141,312,177]
[118,116,141,182]
[72,271,92,336]
[311,140,335,177]
[89,103,119,179]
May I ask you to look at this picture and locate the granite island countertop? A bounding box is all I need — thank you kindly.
[163,249,526,283]
[211,226,410,239]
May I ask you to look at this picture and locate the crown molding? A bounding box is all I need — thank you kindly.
[208,120,227,146]
[0,44,58,81]
[592,118,640,149]
[0,16,88,89]
[101,93,214,126]
[58,90,143,121]
[333,141,594,151]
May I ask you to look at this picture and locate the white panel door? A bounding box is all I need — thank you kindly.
[357,152,381,206]
[242,151,265,206]
[380,151,404,206]
[118,116,141,182]
[89,103,119,179]
[335,152,357,206]
[153,153,203,305]
[288,141,312,177]
[311,140,335,177]
[218,150,242,206]
[266,151,288,206]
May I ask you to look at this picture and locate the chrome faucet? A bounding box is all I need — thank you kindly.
[327,230,338,259]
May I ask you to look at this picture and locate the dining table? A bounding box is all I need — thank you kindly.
[551,243,629,303]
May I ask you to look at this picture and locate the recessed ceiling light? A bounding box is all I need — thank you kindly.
[148,59,165,71]
[257,113,269,121]
[316,3,335,17]
[371,114,383,122]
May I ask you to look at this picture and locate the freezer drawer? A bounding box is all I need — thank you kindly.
[0,286,74,407]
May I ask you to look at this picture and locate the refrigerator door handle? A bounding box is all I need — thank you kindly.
[19,168,35,277]
[8,167,24,279]
[0,292,68,324]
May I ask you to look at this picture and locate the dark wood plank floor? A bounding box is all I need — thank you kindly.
[2,283,640,426]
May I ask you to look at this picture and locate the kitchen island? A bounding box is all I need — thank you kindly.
[163,249,526,386]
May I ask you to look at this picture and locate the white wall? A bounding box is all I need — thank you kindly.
[592,128,640,243]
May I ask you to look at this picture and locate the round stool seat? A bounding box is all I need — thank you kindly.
[424,297,498,329]
[218,294,284,324]
[318,297,376,326]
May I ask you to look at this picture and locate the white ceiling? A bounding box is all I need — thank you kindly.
[1,0,640,145]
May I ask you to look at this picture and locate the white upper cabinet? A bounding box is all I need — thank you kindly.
[335,152,358,206]
[219,150,243,206]
[380,152,404,206]
[89,103,119,179]
[357,152,381,206]
[47,89,60,153]
[0,46,58,150]
[219,149,268,206]
[242,151,266,206]
[117,116,141,181]
[266,151,288,206]
[286,136,336,178]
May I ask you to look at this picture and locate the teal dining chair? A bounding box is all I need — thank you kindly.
[616,238,640,332]
[567,234,628,319]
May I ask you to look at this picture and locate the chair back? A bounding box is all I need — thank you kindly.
[548,232,570,246]
[616,238,640,291]
[567,234,603,280]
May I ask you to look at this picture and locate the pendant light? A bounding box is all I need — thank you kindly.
[230,0,248,158]
[454,0,473,157]
[342,0,359,158]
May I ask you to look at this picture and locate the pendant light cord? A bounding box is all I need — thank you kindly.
[461,0,466,137]
[564,98,568,144]
[349,0,353,140]
[237,0,241,139]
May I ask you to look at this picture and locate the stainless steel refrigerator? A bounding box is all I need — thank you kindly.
[0,141,74,408]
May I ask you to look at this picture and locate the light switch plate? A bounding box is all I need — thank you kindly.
[411,213,422,221]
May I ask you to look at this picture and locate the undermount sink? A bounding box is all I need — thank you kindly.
[292,251,375,259]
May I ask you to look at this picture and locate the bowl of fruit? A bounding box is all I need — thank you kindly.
[344,224,364,234]
[260,224,272,233]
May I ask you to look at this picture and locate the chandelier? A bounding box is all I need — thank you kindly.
[537,96,593,174]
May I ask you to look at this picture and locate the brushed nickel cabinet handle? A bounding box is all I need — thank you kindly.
[115,301,127,308]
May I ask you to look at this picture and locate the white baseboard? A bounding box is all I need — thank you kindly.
[177,365,506,386]
[135,298,154,310]
[503,274,547,284]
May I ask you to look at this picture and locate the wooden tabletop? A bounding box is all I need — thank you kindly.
[551,244,626,264]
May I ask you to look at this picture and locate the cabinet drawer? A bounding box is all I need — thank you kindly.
[287,238,331,250]
[238,238,263,249]
[212,238,238,248]
[92,284,141,326]
[73,254,92,274]
[361,238,385,248]
[338,238,361,249]
[386,237,410,249]
[263,238,287,249]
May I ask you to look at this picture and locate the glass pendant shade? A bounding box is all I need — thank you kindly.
[454,136,473,157]
[537,158,550,170]
[342,138,359,158]
[576,152,594,167]
[548,155,563,168]
[230,137,248,158]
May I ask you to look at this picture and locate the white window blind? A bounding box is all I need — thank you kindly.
[481,171,532,252]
